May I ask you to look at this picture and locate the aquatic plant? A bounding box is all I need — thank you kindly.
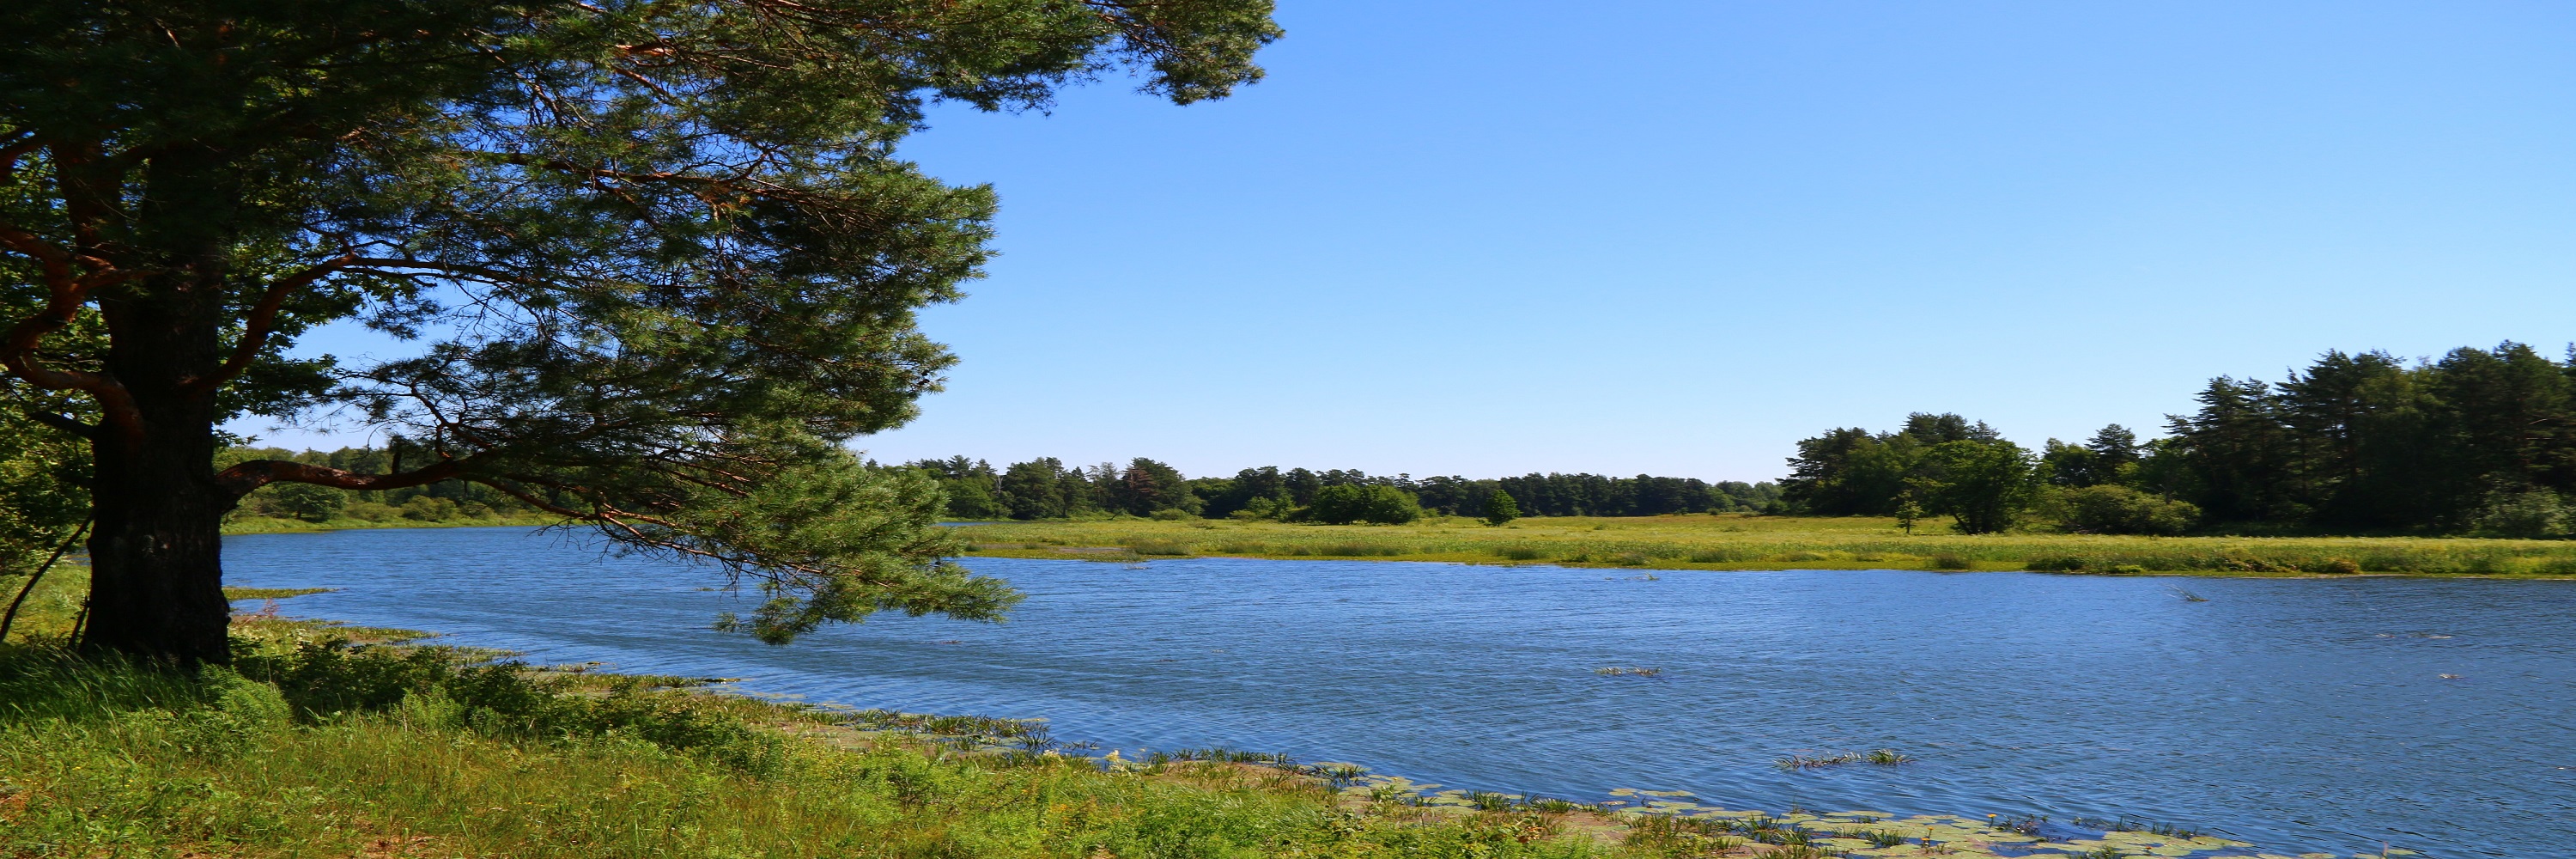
[1863,829,1909,848]
[1777,748,1911,769]
[2071,816,2204,840]
[2163,584,2209,602]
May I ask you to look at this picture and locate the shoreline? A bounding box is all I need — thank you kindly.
[966,544,2576,581]
[208,591,2400,859]
[219,515,2576,579]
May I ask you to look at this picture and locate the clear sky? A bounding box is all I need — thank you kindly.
[242,1,2576,483]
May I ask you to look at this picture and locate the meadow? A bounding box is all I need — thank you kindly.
[955,514,2576,577]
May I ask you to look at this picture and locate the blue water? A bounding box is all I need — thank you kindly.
[222,527,2576,858]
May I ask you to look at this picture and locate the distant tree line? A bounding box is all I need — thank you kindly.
[1783,341,2576,538]
[900,456,1782,524]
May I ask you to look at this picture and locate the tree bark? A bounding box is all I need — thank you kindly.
[80,269,235,666]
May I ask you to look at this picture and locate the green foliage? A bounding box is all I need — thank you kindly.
[1785,416,2040,533]
[1483,489,1522,525]
[2057,485,2200,536]
[1,0,1282,658]
[1110,458,1200,517]
[1303,484,1423,526]
[1781,413,2001,516]
[1915,440,2043,534]
[2043,425,2142,489]
[0,637,1649,859]
[2468,488,2572,539]
[674,451,1018,645]
[2163,343,2576,533]
[264,483,345,523]
[0,399,87,577]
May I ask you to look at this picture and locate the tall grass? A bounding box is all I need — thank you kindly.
[959,515,2576,576]
[0,631,1633,859]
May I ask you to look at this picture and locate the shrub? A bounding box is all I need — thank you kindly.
[398,496,459,521]
[341,501,400,522]
[268,483,346,522]
[1304,484,1422,526]
[2060,485,2199,535]
[2469,489,2570,539]
[2026,556,2086,572]
[1481,490,1521,526]
[1928,553,1972,570]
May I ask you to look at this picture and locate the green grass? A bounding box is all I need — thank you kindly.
[956,514,2576,577]
[0,626,1646,859]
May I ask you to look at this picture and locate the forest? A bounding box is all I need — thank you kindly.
[1783,341,2576,537]
[900,457,1783,524]
[70,339,2576,551]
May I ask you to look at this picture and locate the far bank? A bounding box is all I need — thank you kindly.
[953,514,2576,578]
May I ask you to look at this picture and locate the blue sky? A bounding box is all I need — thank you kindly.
[245,1,2576,482]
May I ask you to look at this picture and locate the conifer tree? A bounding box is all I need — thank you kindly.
[0,0,1279,662]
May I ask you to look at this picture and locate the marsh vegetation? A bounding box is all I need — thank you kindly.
[957,514,2576,577]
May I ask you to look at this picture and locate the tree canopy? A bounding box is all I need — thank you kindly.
[0,0,1279,661]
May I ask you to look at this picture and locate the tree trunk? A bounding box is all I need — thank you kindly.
[82,271,234,666]
[82,434,233,665]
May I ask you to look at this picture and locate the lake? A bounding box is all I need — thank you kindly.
[222,527,2576,858]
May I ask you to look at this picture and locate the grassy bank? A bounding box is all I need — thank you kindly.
[956,514,2576,577]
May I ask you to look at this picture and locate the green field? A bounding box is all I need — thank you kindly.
[957,514,2576,577]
